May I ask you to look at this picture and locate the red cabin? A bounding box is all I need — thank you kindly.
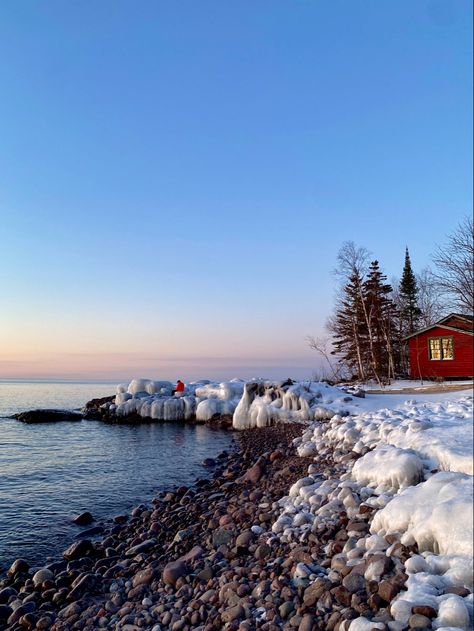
[405,313,473,380]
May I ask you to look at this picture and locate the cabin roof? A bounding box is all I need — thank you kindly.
[403,313,474,340]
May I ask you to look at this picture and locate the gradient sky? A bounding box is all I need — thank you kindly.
[0,1,472,381]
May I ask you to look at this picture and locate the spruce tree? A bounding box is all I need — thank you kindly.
[399,247,421,335]
[363,261,396,381]
[330,271,367,380]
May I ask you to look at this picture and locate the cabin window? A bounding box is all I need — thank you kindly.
[428,336,454,360]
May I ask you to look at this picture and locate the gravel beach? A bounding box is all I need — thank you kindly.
[0,423,440,631]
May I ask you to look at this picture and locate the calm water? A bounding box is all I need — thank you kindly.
[0,381,234,573]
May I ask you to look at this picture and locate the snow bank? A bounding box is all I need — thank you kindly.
[232,380,356,429]
[352,445,424,490]
[372,471,473,558]
[270,394,473,631]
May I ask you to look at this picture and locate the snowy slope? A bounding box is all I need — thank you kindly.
[271,392,473,631]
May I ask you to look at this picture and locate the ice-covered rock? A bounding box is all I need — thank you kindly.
[352,445,424,490]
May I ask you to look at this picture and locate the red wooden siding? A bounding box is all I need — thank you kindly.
[408,326,474,379]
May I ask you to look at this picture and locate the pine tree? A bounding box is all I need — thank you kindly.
[330,271,367,380]
[399,247,421,335]
[363,261,397,382]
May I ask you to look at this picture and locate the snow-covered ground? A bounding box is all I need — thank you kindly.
[359,379,473,392]
[272,390,473,631]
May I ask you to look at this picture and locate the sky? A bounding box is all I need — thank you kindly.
[0,0,472,382]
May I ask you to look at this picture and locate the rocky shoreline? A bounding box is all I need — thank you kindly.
[0,422,445,631]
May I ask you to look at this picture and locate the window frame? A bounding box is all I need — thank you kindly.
[428,335,455,361]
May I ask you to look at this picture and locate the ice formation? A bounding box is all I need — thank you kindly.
[108,377,358,426]
[111,378,245,422]
[232,380,355,429]
[269,394,473,631]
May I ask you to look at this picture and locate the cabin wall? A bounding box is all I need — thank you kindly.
[408,326,473,379]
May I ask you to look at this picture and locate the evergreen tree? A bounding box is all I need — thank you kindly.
[399,247,421,335]
[362,261,397,381]
[330,271,367,380]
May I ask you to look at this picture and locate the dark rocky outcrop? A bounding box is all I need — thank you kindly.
[12,410,83,423]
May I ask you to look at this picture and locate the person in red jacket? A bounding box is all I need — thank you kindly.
[173,379,185,395]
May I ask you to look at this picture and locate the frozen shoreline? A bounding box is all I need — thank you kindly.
[0,387,472,630]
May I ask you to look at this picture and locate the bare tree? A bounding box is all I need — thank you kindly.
[416,267,447,325]
[432,217,474,314]
[306,334,347,383]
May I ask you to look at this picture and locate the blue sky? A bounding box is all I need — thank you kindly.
[0,1,472,380]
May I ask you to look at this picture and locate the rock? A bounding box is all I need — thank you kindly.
[162,560,188,586]
[58,602,82,619]
[342,572,366,593]
[132,567,155,587]
[409,613,432,628]
[0,605,12,621]
[221,604,245,623]
[75,525,104,538]
[7,558,29,576]
[19,612,38,628]
[298,613,315,631]
[378,579,401,603]
[238,463,263,484]
[13,409,83,423]
[63,539,94,560]
[255,543,272,560]
[32,568,54,587]
[235,530,253,547]
[125,539,156,557]
[303,579,329,606]
[7,602,36,626]
[73,511,94,525]
[412,605,437,618]
[202,458,216,467]
[212,528,234,547]
[279,601,295,619]
[444,585,470,597]
[68,573,99,600]
[179,545,204,563]
[0,587,18,603]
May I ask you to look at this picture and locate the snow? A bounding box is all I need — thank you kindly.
[112,378,244,422]
[268,390,473,631]
[232,380,360,429]
[352,445,424,490]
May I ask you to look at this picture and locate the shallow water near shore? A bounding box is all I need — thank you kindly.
[0,381,234,573]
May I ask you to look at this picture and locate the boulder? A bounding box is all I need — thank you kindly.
[14,409,83,423]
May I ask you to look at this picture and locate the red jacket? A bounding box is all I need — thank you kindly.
[176,381,185,392]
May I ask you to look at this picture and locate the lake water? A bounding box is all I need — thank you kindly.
[0,381,234,573]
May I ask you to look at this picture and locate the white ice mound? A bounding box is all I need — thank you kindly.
[371,471,473,558]
[352,445,424,490]
[113,377,243,422]
[232,380,351,429]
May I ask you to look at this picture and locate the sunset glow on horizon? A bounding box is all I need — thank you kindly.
[0,1,471,382]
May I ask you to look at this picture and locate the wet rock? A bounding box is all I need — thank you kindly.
[63,539,94,560]
[7,558,29,576]
[32,569,54,587]
[7,602,36,626]
[73,511,94,525]
[125,539,156,557]
[13,409,83,423]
